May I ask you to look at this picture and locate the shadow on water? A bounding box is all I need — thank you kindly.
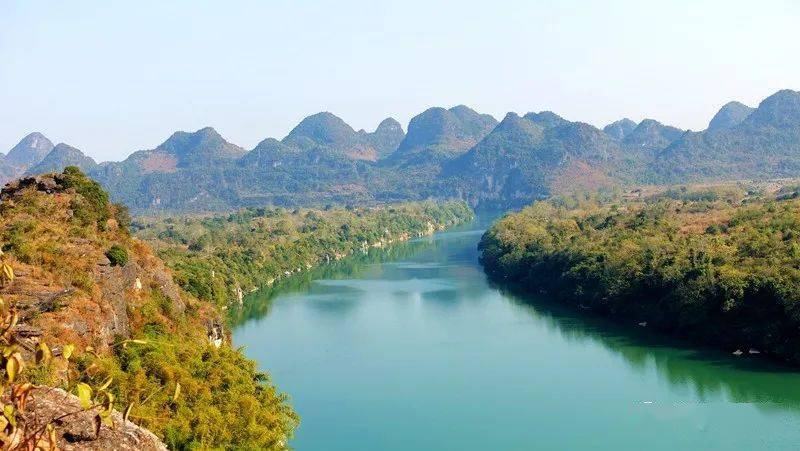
[492,280,800,412]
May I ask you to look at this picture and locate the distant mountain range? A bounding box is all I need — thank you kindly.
[4,89,800,212]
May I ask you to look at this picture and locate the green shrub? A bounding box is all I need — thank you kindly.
[62,166,111,226]
[106,245,129,267]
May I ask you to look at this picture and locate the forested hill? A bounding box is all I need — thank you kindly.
[4,89,800,212]
[479,184,800,365]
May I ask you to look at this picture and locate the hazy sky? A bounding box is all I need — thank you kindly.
[1,0,799,161]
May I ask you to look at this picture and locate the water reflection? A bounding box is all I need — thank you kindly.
[229,237,440,325]
[495,283,800,412]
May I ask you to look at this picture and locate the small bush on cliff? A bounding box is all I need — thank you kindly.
[105,245,129,267]
[103,334,298,449]
[62,166,111,227]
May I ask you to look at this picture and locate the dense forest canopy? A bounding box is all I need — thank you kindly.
[480,183,800,364]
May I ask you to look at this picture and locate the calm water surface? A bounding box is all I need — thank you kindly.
[233,219,800,450]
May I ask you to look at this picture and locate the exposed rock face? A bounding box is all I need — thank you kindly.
[1,173,69,199]
[206,319,225,348]
[95,253,185,339]
[23,388,167,450]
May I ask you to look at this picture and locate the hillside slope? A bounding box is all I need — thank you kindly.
[382,105,497,168]
[441,113,619,208]
[0,168,297,449]
[25,143,99,176]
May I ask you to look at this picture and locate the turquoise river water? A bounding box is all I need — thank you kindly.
[233,218,800,450]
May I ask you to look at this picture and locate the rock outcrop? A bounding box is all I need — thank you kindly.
[23,388,167,450]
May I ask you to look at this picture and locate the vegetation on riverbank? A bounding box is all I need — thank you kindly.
[480,184,800,364]
[134,201,473,307]
[0,168,297,449]
[228,235,437,326]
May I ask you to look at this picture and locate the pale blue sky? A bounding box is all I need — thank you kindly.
[1,0,798,161]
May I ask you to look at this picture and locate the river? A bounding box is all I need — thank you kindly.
[232,218,800,450]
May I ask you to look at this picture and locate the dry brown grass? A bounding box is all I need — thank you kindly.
[0,177,200,354]
[676,209,735,234]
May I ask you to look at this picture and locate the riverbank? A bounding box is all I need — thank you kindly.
[135,201,473,307]
[479,186,800,365]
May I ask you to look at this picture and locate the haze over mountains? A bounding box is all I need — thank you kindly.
[3,89,800,212]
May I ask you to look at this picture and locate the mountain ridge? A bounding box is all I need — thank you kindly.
[6,88,800,211]
[25,142,99,175]
[648,89,800,182]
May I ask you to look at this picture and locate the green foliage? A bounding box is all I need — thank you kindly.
[105,245,129,267]
[480,190,800,365]
[136,202,474,307]
[0,171,298,449]
[62,166,111,226]
[91,329,298,449]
